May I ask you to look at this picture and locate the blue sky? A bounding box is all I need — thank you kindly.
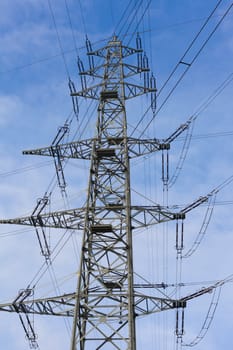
[0,0,233,349]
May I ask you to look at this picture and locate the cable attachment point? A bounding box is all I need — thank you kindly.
[31,193,51,260]
[13,288,39,349]
[51,122,70,195]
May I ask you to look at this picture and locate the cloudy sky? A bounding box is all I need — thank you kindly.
[0,0,233,349]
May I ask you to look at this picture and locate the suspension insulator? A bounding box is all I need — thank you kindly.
[150,73,156,90]
[77,57,87,90]
[136,32,142,50]
[150,73,157,114]
[86,35,92,53]
[143,53,149,70]
[77,56,85,73]
[86,35,95,71]
[143,53,149,90]
[175,218,185,255]
[136,33,142,72]
[68,79,79,118]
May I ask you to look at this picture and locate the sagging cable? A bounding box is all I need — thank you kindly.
[168,119,195,188]
[183,192,217,258]
[182,286,222,347]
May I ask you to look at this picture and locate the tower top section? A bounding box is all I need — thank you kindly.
[69,34,157,109]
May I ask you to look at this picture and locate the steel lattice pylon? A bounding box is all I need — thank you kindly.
[71,36,138,349]
[0,35,218,349]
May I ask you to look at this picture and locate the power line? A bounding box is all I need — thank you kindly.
[192,71,233,118]
[77,0,87,34]
[178,130,233,141]
[114,0,138,38]
[125,0,152,47]
[1,4,233,348]
[158,0,224,98]
[1,13,230,77]
[0,48,76,75]
[0,160,52,178]
[47,0,70,77]
[131,1,233,138]
[64,0,78,54]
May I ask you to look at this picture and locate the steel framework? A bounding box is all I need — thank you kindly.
[0,36,217,349]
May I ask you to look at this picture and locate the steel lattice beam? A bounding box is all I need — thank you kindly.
[0,292,180,317]
[0,282,219,317]
[22,137,167,160]
[0,205,179,231]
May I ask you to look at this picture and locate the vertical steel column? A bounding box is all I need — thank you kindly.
[71,37,136,350]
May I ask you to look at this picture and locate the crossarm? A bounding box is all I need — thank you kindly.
[0,292,181,318]
[0,208,86,230]
[1,282,221,318]
[0,293,76,317]
[0,205,177,230]
[0,194,212,231]
[22,137,166,160]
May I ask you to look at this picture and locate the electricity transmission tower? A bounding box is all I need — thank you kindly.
[0,35,219,349]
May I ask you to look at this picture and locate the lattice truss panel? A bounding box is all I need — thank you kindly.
[74,38,136,349]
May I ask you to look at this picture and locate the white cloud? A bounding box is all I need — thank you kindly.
[0,95,23,127]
